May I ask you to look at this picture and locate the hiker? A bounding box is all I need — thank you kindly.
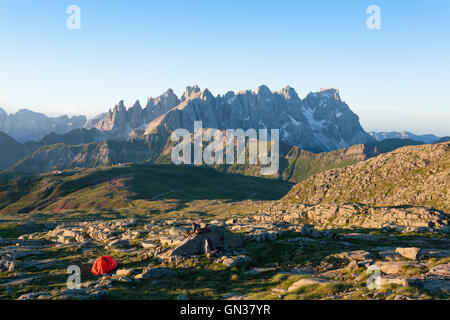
[185,223,201,236]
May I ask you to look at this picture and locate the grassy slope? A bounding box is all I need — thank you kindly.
[0,163,293,214]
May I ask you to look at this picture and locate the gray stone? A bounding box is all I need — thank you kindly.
[395,247,424,261]
[134,267,177,280]
[107,239,130,248]
[168,225,242,257]
[220,255,252,268]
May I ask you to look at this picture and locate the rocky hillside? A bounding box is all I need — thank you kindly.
[277,138,421,182]
[284,142,450,212]
[8,130,169,174]
[6,123,421,182]
[0,133,27,171]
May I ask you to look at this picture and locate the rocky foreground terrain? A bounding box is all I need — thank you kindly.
[0,203,448,300]
[0,143,448,300]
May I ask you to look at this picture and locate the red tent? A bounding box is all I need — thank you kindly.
[91,256,118,275]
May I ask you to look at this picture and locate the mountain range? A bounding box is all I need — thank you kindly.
[0,108,86,143]
[1,85,374,151]
[0,85,444,179]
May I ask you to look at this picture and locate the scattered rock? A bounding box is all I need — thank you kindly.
[134,267,177,280]
[427,263,450,277]
[374,261,423,275]
[244,267,276,275]
[17,292,51,300]
[141,241,157,249]
[395,247,425,261]
[221,293,248,300]
[219,255,252,268]
[107,239,130,248]
[285,266,315,275]
[379,276,409,287]
[301,225,321,238]
[287,278,329,292]
[116,268,134,277]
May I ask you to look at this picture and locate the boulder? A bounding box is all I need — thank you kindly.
[374,261,422,275]
[219,255,252,268]
[379,276,409,287]
[300,225,321,238]
[107,239,130,248]
[335,250,375,267]
[168,225,242,257]
[141,241,157,249]
[395,247,425,260]
[115,268,134,277]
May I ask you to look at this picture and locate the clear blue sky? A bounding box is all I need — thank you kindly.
[0,0,449,135]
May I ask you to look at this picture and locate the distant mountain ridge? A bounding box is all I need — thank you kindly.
[4,127,423,184]
[369,131,440,144]
[0,108,86,143]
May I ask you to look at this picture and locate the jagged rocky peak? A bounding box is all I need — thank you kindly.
[254,84,273,97]
[129,100,144,128]
[116,100,127,112]
[199,88,214,101]
[146,88,179,109]
[277,85,300,101]
[162,88,177,99]
[317,87,341,100]
[223,91,235,100]
[131,100,142,110]
[181,85,201,102]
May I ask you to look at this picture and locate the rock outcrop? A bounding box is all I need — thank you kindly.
[256,202,449,232]
[167,225,243,257]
